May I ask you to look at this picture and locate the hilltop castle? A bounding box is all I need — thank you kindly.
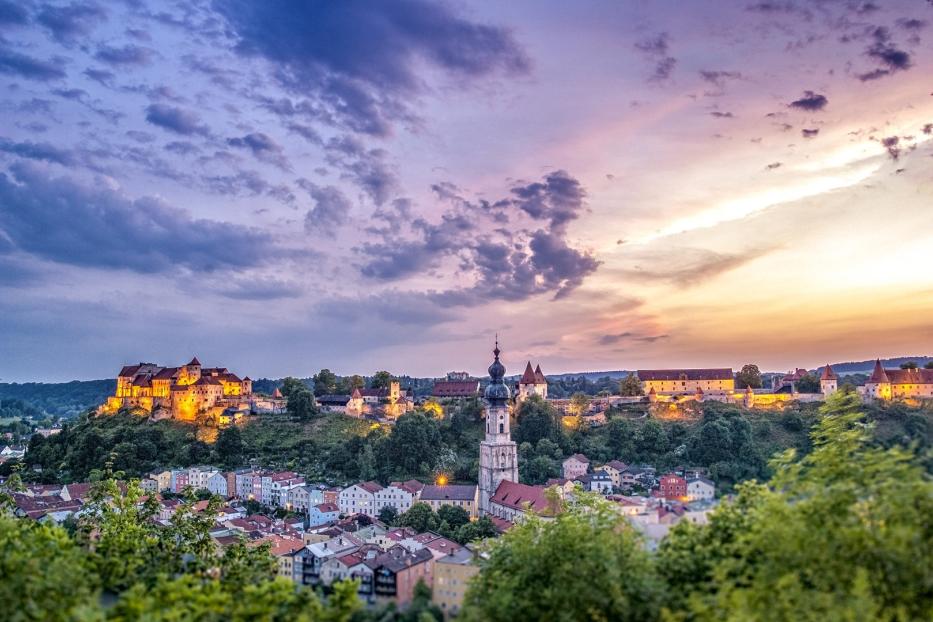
[100,357,253,421]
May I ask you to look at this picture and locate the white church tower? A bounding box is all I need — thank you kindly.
[478,339,519,516]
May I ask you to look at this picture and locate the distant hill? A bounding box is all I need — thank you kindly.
[813,357,933,375]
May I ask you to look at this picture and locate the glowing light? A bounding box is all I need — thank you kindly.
[436,474,449,486]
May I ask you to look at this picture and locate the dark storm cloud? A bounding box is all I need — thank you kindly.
[0,137,77,166]
[300,180,352,233]
[145,103,209,136]
[789,90,828,111]
[36,2,107,43]
[214,0,529,136]
[0,163,281,273]
[0,45,66,80]
[634,32,676,82]
[359,170,599,306]
[94,44,153,66]
[858,27,912,81]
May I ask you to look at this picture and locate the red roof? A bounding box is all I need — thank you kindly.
[534,364,547,384]
[314,503,339,513]
[489,481,556,515]
[820,364,837,381]
[520,362,537,384]
[885,368,933,384]
[431,380,479,397]
[118,364,142,377]
[357,481,383,494]
[868,359,890,384]
[637,368,733,381]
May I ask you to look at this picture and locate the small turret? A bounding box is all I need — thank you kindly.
[820,364,838,396]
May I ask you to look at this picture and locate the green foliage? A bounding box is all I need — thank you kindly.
[287,388,318,420]
[215,424,245,468]
[512,396,563,446]
[371,371,394,390]
[461,494,664,622]
[396,502,437,533]
[735,364,762,389]
[381,413,443,477]
[795,373,821,393]
[619,373,644,396]
[313,369,339,397]
[0,379,114,419]
[378,505,399,525]
[899,361,918,370]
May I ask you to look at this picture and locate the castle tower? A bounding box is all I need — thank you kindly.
[865,359,891,400]
[516,361,549,403]
[820,364,838,396]
[479,340,519,516]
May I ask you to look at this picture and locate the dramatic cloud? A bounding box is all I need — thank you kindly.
[325,135,397,205]
[0,46,66,80]
[359,170,599,306]
[0,163,281,273]
[145,104,209,136]
[0,137,77,166]
[214,0,529,136]
[858,27,912,81]
[635,32,676,82]
[789,90,828,111]
[226,132,289,169]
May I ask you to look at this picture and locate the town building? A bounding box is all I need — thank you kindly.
[100,357,253,421]
[637,368,734,396]
[478,341,519,516]
[562,454,590,480]
[659,473,687,500]
[686,476,715,501]
[431,379,481,399]
[339,482,383,517]
[309,503,341,526]
[487,480,558,523]
[432,547,478,617]
[375,480,424,516]
[419,484,479,519]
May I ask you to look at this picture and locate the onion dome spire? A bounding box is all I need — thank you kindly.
[484,336,511,404]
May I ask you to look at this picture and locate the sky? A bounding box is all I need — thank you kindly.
[1,0,932,382]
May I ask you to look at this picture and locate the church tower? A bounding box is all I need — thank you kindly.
[479,339,519,516]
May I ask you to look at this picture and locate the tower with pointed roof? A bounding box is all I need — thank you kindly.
[479,340,519,516]
[516,361,549,404]
[820,364,838,396]
[865,359,892,400]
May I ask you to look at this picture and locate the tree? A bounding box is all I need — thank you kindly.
[437,505,470,530]
[461,494,663,622]
[287,389,317,420]
[900,361,918,369]
[455,516,498,544]
[280,376,307,398]
[214,425,244,468]
[619,373,643,396]
[794,373,820,393]
[384,413,442,476]
[568,392,590,416]
[925,361,933,369]
[358,443,376,481]
[397,503,438,533]
[378,505,399,525]
[347,374,365,390]
[735,364,762,389]
[313,369,339,396]
[512,396,562,446]
[371,371,394,390]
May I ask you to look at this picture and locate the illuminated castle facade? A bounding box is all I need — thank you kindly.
[516,362,548,403]
[862,359,933,401]
[101,357,253,421]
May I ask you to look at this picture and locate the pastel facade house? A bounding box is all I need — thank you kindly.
[339,481,383,517]
[600,460,628,488]
[432,547,479,618]
[309,502,340,526]
[589,469,614,494]
[686,477,715,502]
[863,359,933,400]
[206,472,228,497]
[562,454,590,480]
[637,368,734,396]
[375,480,424,515]
[148,470,172,492]
[516,362,548,403]
[419,484,479,519]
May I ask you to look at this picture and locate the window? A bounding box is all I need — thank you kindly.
[499,423,504,433]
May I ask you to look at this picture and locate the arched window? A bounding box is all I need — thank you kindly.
[499,423,504,434]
